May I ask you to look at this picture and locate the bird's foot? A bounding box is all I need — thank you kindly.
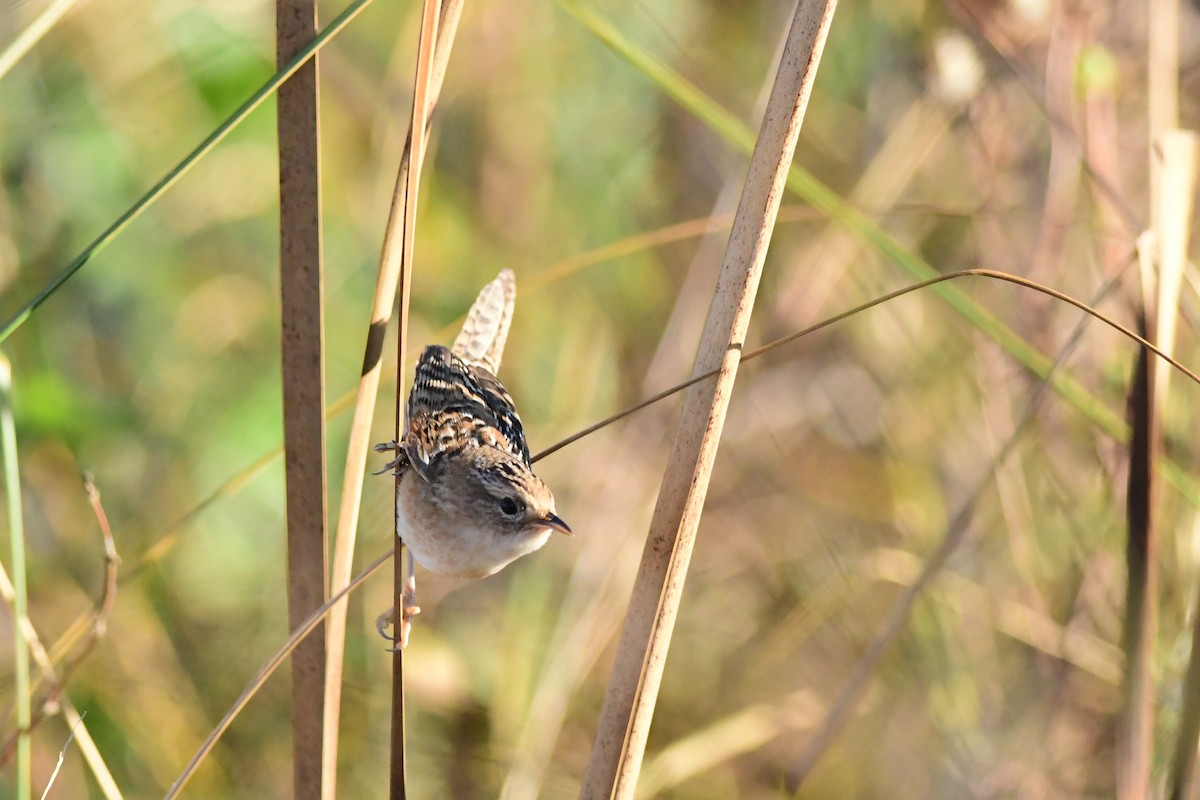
[375,570,420,651]
[375,603,421,652]
[372,441,406,475]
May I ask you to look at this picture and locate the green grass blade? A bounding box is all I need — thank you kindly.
[0,0,374,346]
[0,354,31,800]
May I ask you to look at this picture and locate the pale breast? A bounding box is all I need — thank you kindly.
[395,474,552,578]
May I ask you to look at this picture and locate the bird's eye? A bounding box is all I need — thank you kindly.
[499,497,523,517]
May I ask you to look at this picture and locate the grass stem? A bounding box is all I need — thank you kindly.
[0,355,30,800]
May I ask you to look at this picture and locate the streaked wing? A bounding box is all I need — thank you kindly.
[403,345,531,477]
[466,364,530,465]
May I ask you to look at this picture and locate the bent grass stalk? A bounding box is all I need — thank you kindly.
[163,551,392,800]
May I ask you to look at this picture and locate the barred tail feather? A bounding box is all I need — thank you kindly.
[452,269,516,373]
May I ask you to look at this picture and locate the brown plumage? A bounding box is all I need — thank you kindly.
[382,270,570,581]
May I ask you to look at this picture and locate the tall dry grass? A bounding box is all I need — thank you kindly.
[0,0,1199,798]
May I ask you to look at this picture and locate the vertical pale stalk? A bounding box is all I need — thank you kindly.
[0,355,30,800]
[1151,131,1197,402]
[277,1,328,796]
[1147,0,1178,237]
[390,0,441,796]
[1125,0,1190,791]
[320,3,464,797]
[579,1,839,796]
[1160,133,1199,800]
[1119,310,1158,800]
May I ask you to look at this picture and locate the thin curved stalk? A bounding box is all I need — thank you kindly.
[163,550,391,800]
[535,268,1200,466]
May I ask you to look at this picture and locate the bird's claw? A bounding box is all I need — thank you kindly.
[375,607,397,641]
[372,441,407,475]
[376,604,421,652]
[375,574,421,651]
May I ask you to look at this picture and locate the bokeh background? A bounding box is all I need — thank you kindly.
[2,0,1200,796]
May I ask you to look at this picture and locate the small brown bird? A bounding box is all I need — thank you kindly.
[377,270,571,646]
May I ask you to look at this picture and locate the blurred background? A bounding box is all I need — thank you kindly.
[1,0,1200,796]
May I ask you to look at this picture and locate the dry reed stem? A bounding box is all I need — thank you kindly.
[1122,0,1193,775]
[388,539,409,800]
[1113,4,1180,786]
[389,0,441,796]
[579,2,839,796]
[276,1,328,795]
[1147,0,1179,229]
[1120,314,1157,800]
[320,2,463,796]
[1159,132,1200,799]
[1152,131,1198,402]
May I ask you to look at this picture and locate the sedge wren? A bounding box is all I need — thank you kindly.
[377,270,571,646]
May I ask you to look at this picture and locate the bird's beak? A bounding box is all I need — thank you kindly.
[541,512,573,536]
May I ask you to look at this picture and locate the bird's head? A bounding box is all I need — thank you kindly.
[434,446,571,539]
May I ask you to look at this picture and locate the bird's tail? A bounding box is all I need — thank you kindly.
[451,269,516,374]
